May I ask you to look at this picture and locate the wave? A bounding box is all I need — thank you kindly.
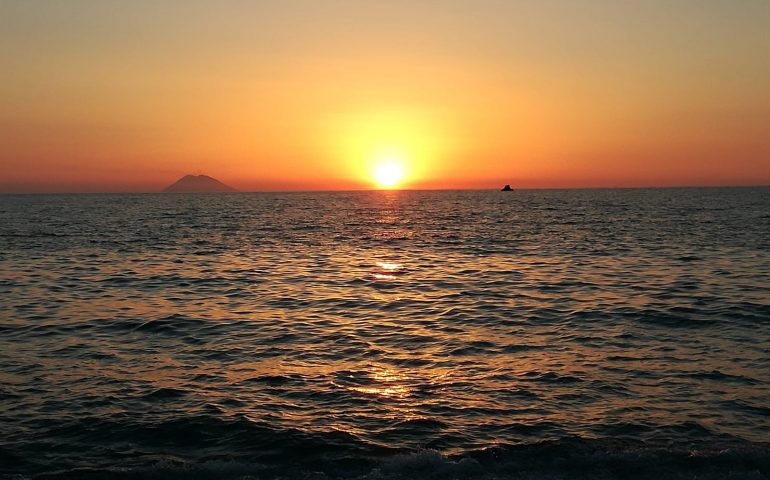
[2,433,768,480]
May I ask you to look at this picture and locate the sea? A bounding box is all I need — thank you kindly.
[1,187,768,479]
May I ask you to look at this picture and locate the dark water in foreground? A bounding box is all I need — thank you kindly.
[1,188,769,479]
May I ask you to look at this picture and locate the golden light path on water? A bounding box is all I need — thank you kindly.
[373,261,402,280]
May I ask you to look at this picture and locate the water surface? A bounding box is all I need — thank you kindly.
[1,188,769,479]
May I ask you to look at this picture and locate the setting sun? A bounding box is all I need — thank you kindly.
[373,161,404,188]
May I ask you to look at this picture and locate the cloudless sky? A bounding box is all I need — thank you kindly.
[1,0,769,191]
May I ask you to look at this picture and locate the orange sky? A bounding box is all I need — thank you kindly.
[1,1,769,192]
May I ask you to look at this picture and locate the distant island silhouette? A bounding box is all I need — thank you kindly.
[501,184,513,191]
[163,175,238,193]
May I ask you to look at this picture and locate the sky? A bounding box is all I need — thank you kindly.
[1,0,769,192]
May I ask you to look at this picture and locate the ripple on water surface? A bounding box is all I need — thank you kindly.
[0,188,769,477]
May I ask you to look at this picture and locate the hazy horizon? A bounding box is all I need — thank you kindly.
[1,181,769,195]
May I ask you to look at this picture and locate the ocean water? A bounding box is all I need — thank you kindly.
[0,188,768,479]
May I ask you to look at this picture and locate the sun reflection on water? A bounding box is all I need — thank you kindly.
[335,367,413,400]
[345,383,410,398]
[373,261,404,281]
[373,273,397,280]
[376,262,401,271]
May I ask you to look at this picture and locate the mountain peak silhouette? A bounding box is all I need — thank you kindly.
[163,175,238,193]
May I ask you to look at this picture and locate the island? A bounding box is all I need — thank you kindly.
[501,184,513,191]
[162,175,238,193]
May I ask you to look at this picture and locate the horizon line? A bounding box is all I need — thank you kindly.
[1,183,769,195]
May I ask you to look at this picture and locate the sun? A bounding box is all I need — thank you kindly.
[373,162,404,188]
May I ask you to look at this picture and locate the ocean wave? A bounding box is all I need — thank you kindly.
[2,436,768,479]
